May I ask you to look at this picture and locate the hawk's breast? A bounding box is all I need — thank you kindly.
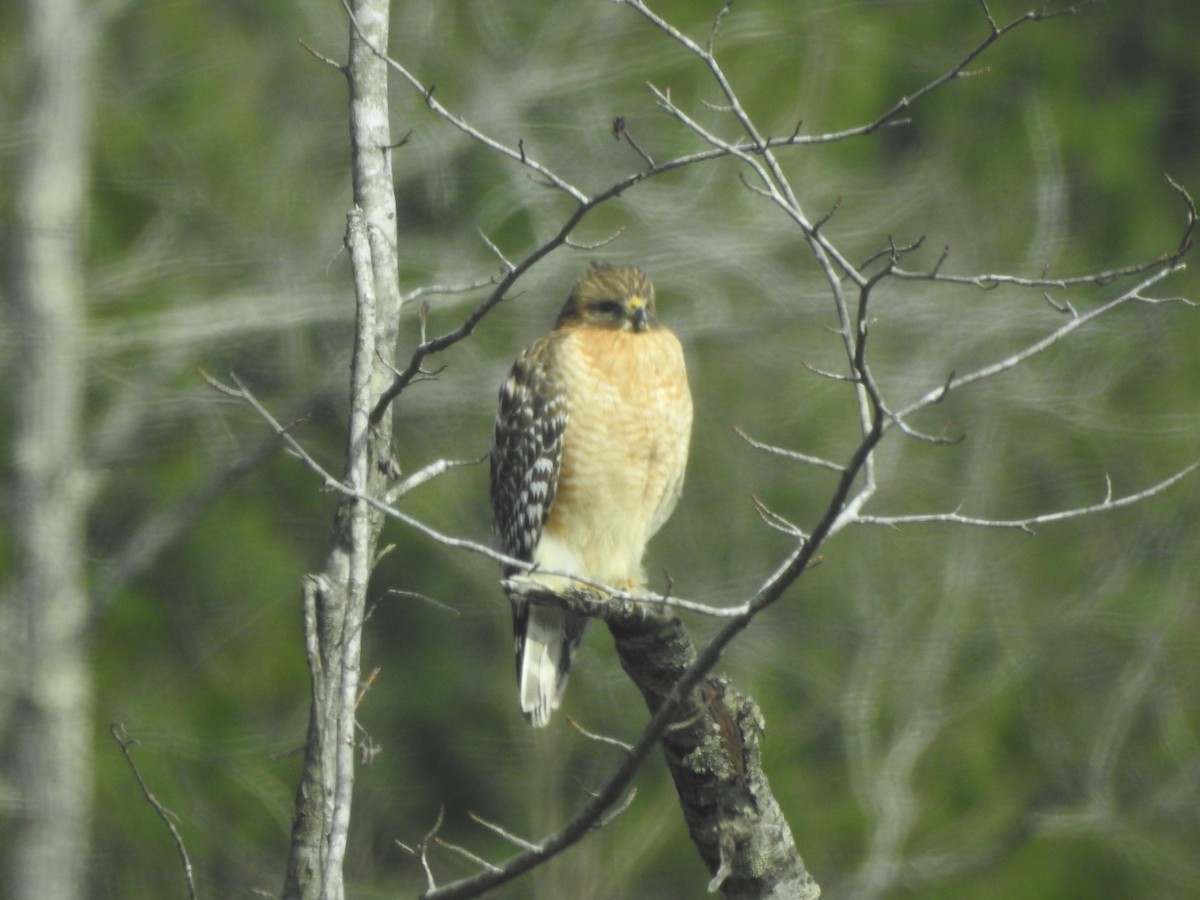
[537,326,692,588]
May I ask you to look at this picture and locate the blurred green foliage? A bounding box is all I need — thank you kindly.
[3,0,1199,897]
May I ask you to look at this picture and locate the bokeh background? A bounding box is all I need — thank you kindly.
[3,0,1199,897]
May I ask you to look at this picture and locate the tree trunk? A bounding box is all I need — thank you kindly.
[7,1,97,898]
[282,1,402,897]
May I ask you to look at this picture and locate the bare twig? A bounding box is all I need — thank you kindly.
[735,425,844,473]
[383,589,461,617]
[402,275,500,305]
[891,257,1184,290]
[298,37,345,73]
[896,172,1194,293]
[857,463,1200,533]
[592,789,638,829]
[752,494,809,539]
[564,225,627,251]
[384,455,484,504]
[110,724,197,900]
[355,666,382,710]
[343,0,588,203]
[467,811,539,853]
[893,265,1186,422]
[747,0,1101,149]
[476,228,515,272]
[431,837,503,874]
[566,715,635,752]
[396,806,445,894]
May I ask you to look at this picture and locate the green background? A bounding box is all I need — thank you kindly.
[3,1,1199,897]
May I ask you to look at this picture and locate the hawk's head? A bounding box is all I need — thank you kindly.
[556,264,658,333]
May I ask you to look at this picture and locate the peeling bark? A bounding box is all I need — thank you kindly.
[611,612,820,899]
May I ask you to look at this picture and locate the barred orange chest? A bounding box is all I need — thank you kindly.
[541,324,692,590]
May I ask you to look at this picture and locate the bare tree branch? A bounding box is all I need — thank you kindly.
[203,369,752,619]
[110,724,197,900]
[856,463,1200,533]
[892,264,1186,423]
[735,425,845,473]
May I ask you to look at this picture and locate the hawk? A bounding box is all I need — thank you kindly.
[489,264,693,726]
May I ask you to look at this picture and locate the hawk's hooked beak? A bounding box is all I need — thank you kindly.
[630,296,650,332]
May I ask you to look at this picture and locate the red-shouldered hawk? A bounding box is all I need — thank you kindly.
[490,264,693,726]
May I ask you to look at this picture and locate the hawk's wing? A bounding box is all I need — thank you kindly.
[488,335,580,725]
[489,334,567,570]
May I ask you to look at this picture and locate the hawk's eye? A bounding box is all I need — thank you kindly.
[591,299,624,318]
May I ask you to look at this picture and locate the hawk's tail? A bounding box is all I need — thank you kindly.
[514,603,586,727]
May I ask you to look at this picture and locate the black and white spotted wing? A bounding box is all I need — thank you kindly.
[488,335,568,574]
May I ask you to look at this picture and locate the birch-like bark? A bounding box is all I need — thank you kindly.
[7,1,96,899]
[282,1,401,898]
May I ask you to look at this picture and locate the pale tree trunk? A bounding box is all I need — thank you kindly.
[7,0,97,899]
[282,1,402,897]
